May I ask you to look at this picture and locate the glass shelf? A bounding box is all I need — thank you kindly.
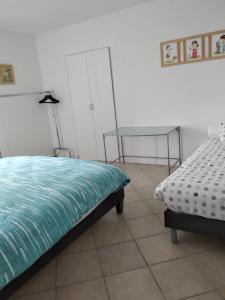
[104,126,178,137]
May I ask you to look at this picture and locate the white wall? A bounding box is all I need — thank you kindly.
[36,0,225,162]
[0,31,53,156]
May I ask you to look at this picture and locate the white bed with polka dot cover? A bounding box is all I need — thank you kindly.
[155,138,225,222]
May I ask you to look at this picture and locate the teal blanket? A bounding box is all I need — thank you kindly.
[0,156,129,289]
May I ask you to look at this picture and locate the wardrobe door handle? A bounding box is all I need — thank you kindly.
[89,103,95,110]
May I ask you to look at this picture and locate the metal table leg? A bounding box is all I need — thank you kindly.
[103,134,108,164]
[121,136,125,164]
[167,134,170,175]
[171,229,178,244]
[177,127,182,166]
[116,132,121,163]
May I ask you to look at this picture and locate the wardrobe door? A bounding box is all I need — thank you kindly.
[66,53,98,160]
[86,48,118,161]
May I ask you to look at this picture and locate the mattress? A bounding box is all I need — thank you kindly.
[155,138,225,222]
[0,156,129,289]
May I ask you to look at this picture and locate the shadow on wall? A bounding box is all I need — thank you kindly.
[182,126,208,160]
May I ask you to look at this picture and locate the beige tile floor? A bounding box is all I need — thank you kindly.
[9,163,225,300]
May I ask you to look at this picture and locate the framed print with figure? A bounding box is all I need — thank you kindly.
[209,30,225,60]
[0,64,15,85]
[160,29,225,67]
[161,40,180,67]
[184,35,205,63]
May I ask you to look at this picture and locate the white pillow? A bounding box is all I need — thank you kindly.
[208,123,220,138]
[208,122,225,141]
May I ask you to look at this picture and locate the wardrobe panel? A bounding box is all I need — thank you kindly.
[66,53,98,160]
[86,48,118,161]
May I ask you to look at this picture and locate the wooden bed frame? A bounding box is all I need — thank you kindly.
[165,209,225,244]
[0,188,124,300]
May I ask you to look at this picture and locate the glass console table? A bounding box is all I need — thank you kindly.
[103,126,182,175]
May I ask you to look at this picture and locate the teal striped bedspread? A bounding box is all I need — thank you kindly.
[0,156,129,289]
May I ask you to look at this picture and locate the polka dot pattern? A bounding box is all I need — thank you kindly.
[218,122,225,142]
[155,138,225,221]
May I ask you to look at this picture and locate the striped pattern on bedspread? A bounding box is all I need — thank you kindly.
[0,156,129,289]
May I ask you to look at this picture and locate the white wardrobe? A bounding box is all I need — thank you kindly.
[66,48,118,161]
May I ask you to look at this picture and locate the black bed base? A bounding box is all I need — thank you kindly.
[165,209,225,244]
[1,189,124,300]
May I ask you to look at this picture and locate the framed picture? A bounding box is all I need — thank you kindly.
[0,64,15,85]
[160,29,225,67]
[184,35,205,63]
[161,40,180,67]
[209,30,225,59]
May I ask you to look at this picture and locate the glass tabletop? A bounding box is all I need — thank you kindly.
[104,126,178,137]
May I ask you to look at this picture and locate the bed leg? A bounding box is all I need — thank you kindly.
[116,198,124,214]
[171,229,178,244]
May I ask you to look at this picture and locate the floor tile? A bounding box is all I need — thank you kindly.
[122,167,144,179]
[151,257,213,300]
[150,173,168,183]
[139,164,168,179]
[105,267,164,300]
[138,163,156,172]
[148,167,168,183]
[124,190,143,203]
[124,183,134,192]
[218,289,225,298]
[179,232,225,255]
[96,208,124,225]
[124,162,144,169]
[184,291,224,300]
[192,250,225,292]
[123,201,152,220]
[10,290,56,300]
[130,176,153,188]
[94,222,132,247]
[126,215,166,239]
[57,249,102,287]
[57,278,108,300]
[60,229,96,256]
[145,198,166,213]
[10,260,56,298]
[135,186,156,199]
[98,241,146,276]
[137,233,186,265]
[156,212,164,224]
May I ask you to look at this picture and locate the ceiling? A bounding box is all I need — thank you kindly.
[0,0,151,34]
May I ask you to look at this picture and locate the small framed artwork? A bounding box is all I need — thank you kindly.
[161,40,180,67]
[0,64,15,85]
[209,30,225,59]
[184,35,205,63]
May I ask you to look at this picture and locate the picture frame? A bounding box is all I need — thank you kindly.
[183,35,205,63]
[0,64,15,85]
[161,29,225,67]
[209,30,225,60]
[160,40,180,67]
